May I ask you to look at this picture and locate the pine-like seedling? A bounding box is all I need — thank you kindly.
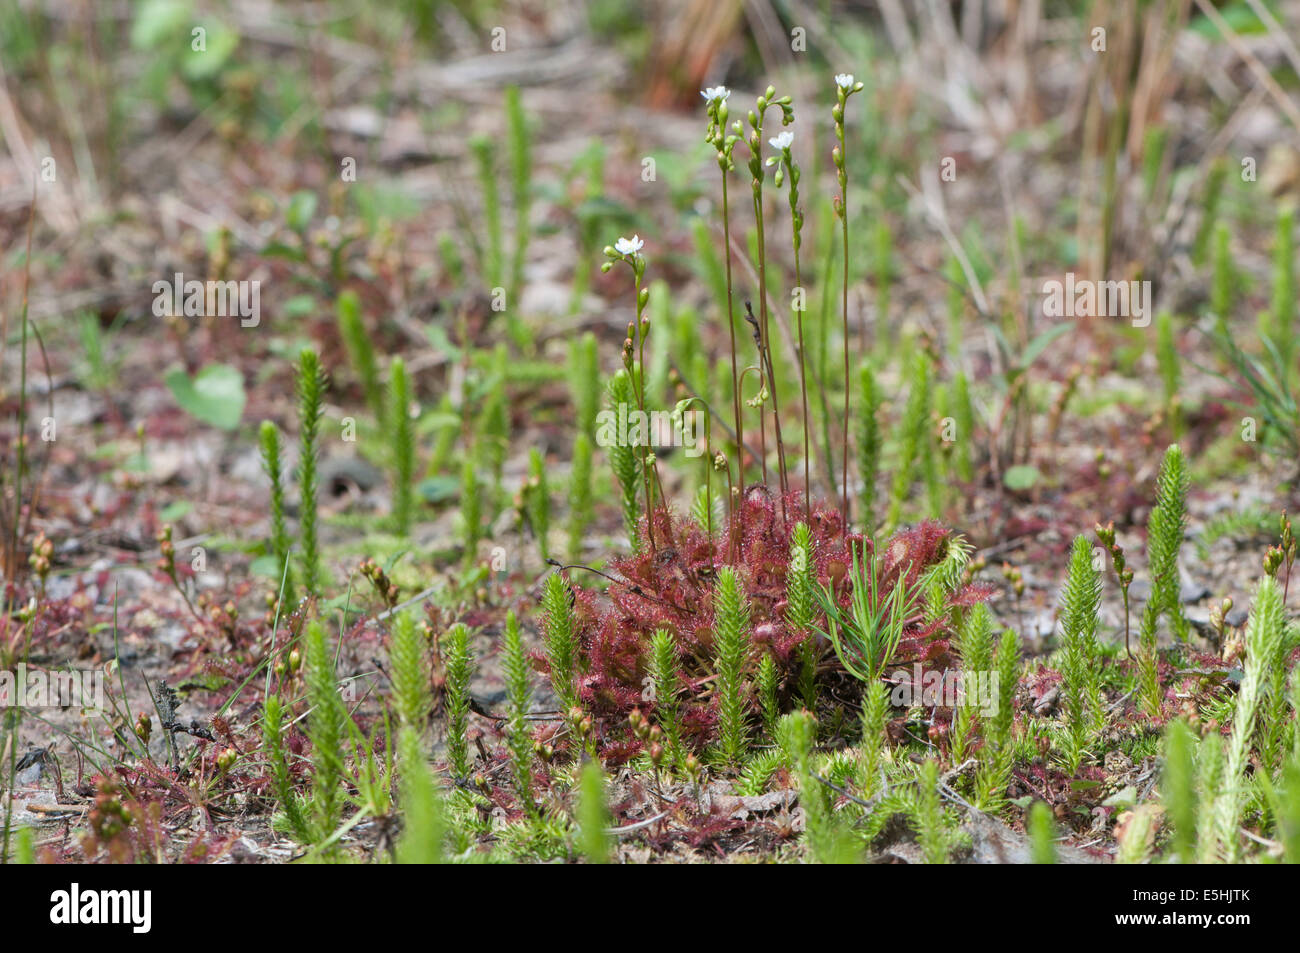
[951,370,974,483]
[444,623,474,779]
[1279,751,1300,863]
[778,710,840,863]
[923,387,944,518]
[259,420,294,604]
[1213,575,1285,861]
[437,234,464,288]
[1161,718,1198,863]
[913,759,949,864]
[1116,807,1158,864]
[648,628,682,759]
[1258,593,1296,776]
[713,566,753,766]
[388,356,415,536]
[390,611,430,731]
[1027,801,1057,864]
[1058,535,1103,770]
[460,452,482,562]
[567,431,593,562]
[479,346,509,510]
[502,611,536,814]
[428,394,459,476]
[1136,595,1162,718]
[505,85,532,329]
[975,628,1020,811]
[526,448,550,560]
[1210,222,1234,334]
[576,760,611,864]
[757,653,779,739]
[945,253,966,356]
[1195,731,1225,864]
[294,349,327,597]
[337,290,384,427]
[1155,311,1180,437]
[13,827,34,865]
[886,351,932,531]
[1269,207,1294,381]
[304,619,348,844]
[471,135,503,290]
[569,332,600,438]
[262,693,312,844]
[395,723,445,864]
[606,370,642,552]
[952,602,994,764]
[1291,673,1300,766]
[391,611,444,864]
[859,679,889,800]
[1193,158,1227,265]
[541,572,578,713]
[690,484,722,536]
[856,364,881,532]
[1141,124,1168,201]
[1138,445,1189,714]
[786,522,818,710]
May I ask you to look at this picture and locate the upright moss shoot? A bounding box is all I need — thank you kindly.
[713,566,753,766]
[294,349,327,597]
[258,420,294,604]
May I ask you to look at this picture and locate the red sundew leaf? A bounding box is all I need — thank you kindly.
[598,739,644,767]
[923,639,951,662]
[562,492,978,751]
[950,583,996,607]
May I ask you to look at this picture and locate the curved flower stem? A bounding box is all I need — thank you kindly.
[740,364,767,494]
[721,173,744,562]
[676,396,715,563]
[840,202,851,531]
[832,77,863,532]
[631,272,657,554]
[752,188,789,525]
[788,200,809,522]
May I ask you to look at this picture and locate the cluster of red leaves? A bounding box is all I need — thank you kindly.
[74,767,233,863]
[560,488,991,753]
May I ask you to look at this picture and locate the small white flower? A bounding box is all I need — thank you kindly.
[614,235,644,256]
[769,131,794,151]
[700,86,730,103]
[835,73,855,90]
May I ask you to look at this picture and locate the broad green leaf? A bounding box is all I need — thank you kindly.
[130,0,191,50]
[426,322,463,360]
[1003,464,1041,491]
[1020,321,1075,370]
[160,500,193,521]
[418,476,460,504]
[182,22,238,80]
[249,554,284,578]
[285,190,318,232]
[283,294,318,317]
[166,364,246,430]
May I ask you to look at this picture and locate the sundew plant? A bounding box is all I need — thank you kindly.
[0,0,1298,894]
